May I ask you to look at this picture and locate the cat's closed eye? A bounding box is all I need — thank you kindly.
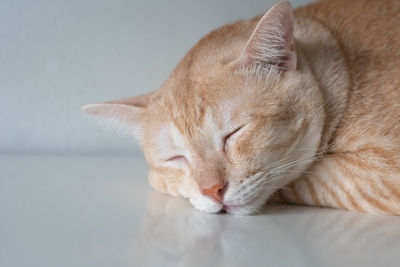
[223,126,244,152]
[166,155,186,162]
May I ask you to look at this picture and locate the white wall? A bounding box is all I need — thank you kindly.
[1,0,315,155]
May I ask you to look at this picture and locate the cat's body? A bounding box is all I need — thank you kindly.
[273,0,400,214]
[83,0,400,215]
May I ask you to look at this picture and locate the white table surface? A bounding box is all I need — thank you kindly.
[1,154,399,267]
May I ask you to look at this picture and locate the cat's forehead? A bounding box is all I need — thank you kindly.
[148,17,285,139]
[150,81,244,151]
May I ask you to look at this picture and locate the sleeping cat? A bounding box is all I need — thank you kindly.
[82,0,400,215]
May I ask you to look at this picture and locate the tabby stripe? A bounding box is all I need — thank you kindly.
[341,163,393,214]
[280,183,300,204]
[344,153,390,175]
[357,187,393,214]
[289,182,303,204]
[342,155,400,211]
[304,178,321,206]
[326,159,365,211]
[344,158,392,198]
[380,179,400,201]
[312,175,347,209]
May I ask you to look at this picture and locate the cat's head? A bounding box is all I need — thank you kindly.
[82,2,324,215]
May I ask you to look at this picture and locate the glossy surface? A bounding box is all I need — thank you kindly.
[1,155,400,267]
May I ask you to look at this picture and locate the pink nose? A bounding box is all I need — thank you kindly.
[201,183,226,203]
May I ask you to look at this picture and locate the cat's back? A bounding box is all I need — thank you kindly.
[297,0,400,152]
[296,0,400,67]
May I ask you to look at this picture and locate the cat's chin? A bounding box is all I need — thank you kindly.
[223,196,266,215]
[223,204,254,215]
[189,194,266,215]
[190,201,258,215]
[189,197,224,214]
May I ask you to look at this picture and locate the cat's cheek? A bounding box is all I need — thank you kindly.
[148,171,168,194]
[148,169,186,197]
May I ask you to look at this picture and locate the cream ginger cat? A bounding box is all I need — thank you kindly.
[82,0,400,215]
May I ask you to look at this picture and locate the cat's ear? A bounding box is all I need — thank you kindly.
[238,1,296,71]
[81,92,152,137]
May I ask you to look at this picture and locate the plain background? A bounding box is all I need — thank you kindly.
[1,0,315,155]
